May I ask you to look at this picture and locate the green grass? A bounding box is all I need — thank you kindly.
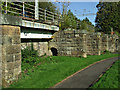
[91,60,119,88]
[9,53,118,88]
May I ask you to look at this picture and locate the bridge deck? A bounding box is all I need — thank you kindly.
[1,1,60,39]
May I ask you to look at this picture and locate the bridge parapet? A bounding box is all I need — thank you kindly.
[1,1,60,38]
[1,1,61,26]
[1,12,59,39]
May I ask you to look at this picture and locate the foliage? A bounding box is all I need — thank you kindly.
[39,2,57,13]
[82,17,93,26]
[60,10,79,30]
[91,60,119,88]
[21,43,38,64]
[1,2,20,16]
[79,17,95,32]
[26,2,57,13]
[60,8,94,31]
[80,20,88,30]
[21,42,40,73]
[114,31,120,37]
[95,2,120,34]
[9,53,118,88]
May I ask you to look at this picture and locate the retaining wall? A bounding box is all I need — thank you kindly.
[49,30,118,57]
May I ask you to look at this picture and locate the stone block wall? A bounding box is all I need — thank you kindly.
[21,42,51,56]
[49,30,118,57]
[108,35,118,52]
[0,25,21,87]
[86,34,100,55]
[49,31,86,57]
[101,35,107,52]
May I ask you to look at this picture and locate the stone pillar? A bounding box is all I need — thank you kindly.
[106,35,109,51]
[98,34,101,55]
[0,25,21,87]
[82,34,87,58]
[109,35,116,52]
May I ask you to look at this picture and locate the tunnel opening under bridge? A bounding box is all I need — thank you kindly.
[51,48,58,56]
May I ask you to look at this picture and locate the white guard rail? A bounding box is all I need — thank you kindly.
[1,1,61,25]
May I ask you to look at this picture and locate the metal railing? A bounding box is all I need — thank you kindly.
[1,1,61,25]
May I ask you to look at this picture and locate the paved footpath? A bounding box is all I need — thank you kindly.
[52,57,119,88]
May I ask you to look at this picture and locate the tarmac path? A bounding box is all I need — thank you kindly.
[52,56,119,88]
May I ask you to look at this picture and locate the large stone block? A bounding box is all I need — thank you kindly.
[14,61,21,68]
[2,36,12,45]
[12,35,21,44]
[6,55,13,62]
[1,25,20,35]
[14,67,21,77]
[71,51,78,55]
[6,63,14,71]
[15,54,21,61]
[6,45,21,54]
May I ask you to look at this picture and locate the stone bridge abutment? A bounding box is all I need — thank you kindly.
[0,25,21,87]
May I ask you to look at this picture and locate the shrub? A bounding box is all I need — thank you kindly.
[21,43,38,62]
[21,42,40,72]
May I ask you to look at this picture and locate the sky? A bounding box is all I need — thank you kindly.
[54,2,99,25]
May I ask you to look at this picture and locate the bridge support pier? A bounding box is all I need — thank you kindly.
[0,25,21,87]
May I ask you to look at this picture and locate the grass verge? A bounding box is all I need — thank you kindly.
[90,60,119,88]
[9,53,118,88]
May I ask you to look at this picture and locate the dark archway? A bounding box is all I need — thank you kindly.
[51,48,58,56]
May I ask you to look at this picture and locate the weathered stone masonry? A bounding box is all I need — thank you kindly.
[0,25,21,87]
[21,42,52,56]
[49,30,119,57]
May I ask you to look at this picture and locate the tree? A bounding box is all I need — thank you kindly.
[83,17,93,26]
[59,2,70,30]
[60,9,77,30]
[79,17,94,32]
[38,2,57,13]
[80,21,88,30]
[67,10,77,29]
[95,2,120,34]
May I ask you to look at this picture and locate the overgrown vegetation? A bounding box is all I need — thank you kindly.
[91,60,119,88]
[21,43,39,72]
[9,52,118,88]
